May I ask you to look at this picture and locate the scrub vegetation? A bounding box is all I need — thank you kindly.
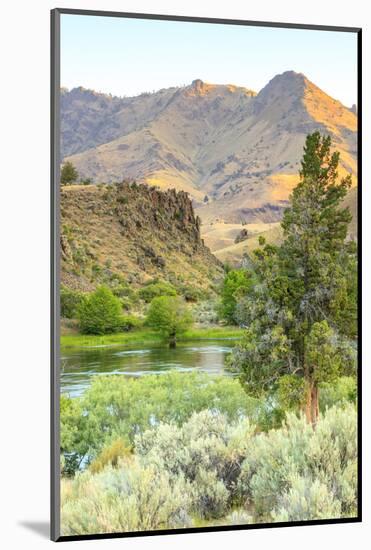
[60,134,358,533]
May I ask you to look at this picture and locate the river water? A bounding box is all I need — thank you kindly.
[61,340,236,398]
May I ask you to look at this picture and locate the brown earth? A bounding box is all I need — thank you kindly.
[60,182,223,292]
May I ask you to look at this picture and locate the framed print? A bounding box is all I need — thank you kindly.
[51,8,361,542]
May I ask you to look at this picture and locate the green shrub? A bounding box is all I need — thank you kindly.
[60,394,97,476]
[271,476,341,522]
[218,269,254,324]
[136,410,255,517]
[61,461,191,535]
[191,469,229,519]
[80,177,92,185]
[61,404,357,532]
[237,404,357,521]
[138,281,177,302]
[111,281,138,302]
[306,404,357,516]
[119,297,132,311]
[177,284,208,303]
[238,413,312,518]
[120,314,143,331]
[60,373,261,474]
[78,286,123,335]
[60,286,85,319]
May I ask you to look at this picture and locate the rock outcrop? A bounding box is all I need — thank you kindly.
[60,182,222,292]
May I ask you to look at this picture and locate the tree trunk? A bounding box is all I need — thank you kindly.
[304,381,319,427]
[169,333,177,348]
[305,383,312,424]
[311,383,319,426]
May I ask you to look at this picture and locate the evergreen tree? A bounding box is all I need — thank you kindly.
[231,132,356,425]
[61,161,79,185]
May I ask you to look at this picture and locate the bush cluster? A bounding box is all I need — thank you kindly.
[61,404,357,534]
[60,372,262,474]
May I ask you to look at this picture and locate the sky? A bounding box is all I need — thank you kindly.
[61,14,358,107]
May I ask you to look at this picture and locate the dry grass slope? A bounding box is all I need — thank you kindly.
[60,183,223,292]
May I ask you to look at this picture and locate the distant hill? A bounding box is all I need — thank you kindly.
[61,71,357,262]
[60,182,222,292]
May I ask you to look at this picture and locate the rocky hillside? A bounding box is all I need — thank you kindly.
[62,71,357,227]
[60,182,222,292]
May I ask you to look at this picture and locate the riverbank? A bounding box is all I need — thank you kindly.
[60,326,244,349]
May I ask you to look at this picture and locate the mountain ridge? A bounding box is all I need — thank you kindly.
[61,71,357,232]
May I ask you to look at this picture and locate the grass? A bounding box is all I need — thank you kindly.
[182,326,244,340]
[60,326,244,350]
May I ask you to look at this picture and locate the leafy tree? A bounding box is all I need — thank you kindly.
[231,132,356,425]
[146,296,192,346]
[218,269,253,324]
[78,286,123,334]
[61,161,79,185]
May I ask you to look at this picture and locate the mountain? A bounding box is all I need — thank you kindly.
[60,182,222,292]
[61,71,357,259]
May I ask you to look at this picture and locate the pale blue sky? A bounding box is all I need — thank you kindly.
[61,14,358,107]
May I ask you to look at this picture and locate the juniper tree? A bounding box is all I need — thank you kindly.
[61,161,79,185]
[231,132,357,425]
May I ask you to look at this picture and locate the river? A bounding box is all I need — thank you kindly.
[61,340,236,397]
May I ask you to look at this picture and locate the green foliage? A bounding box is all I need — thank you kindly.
[320,376,357,411]
[218,269,253,324]
[146,296,193,343]
[61,369,357,478]
[191,469,229,519]
[237,404,357,521]
[306,320,355,384]
[277,375,306,411]
[136,409,254,519]
[80,177,92,185]
[61,404,357,533]
[60,394,96,476]
[138,281,177,302]
[60,372,262,475]
[120,314,143,331]
[230,133,357,423]
[61,461,191,535]
[78,286,123,335]
[60,286,85,319]
[61,161,79,185]
[272,476,341,522]
[177,284,207,303]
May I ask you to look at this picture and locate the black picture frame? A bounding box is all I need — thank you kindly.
[51,8,362,542]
